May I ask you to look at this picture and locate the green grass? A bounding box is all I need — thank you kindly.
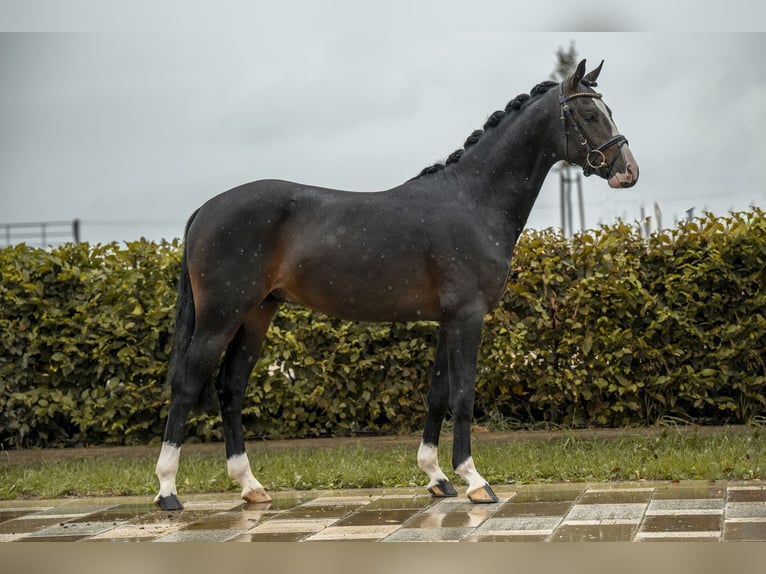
[2,427,765,500]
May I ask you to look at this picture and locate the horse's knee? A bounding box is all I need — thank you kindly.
[449,392,475,422]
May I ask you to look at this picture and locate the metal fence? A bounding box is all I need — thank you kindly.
[1,219,81,247]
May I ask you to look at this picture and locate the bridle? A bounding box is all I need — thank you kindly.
[559,83,629,177]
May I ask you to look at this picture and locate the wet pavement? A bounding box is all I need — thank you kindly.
[2,480,766,542]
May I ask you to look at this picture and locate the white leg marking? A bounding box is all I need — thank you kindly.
[417,442,449,488]
[455,456,488,493]
[154,442,181,499]
[227,453,269,502]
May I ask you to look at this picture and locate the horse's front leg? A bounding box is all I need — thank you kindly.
[418,328,457,498]
[445,312,498,503]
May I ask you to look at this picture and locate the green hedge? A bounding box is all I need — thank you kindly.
[1,210,765,448]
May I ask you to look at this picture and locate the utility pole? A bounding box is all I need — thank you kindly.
[559,165,584,238]
[551,41,584,238]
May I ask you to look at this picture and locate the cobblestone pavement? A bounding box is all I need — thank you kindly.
[2,480,766,542]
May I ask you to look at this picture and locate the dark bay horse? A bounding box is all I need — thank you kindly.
[154,59,638,510]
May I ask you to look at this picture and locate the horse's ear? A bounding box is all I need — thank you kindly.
[583,60,604,87]
[565,59,587,93]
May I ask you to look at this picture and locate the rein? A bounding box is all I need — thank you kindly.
[559,84,628,176]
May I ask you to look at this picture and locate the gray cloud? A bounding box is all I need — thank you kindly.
[1,5,765,244]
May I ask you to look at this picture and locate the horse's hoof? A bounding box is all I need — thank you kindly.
[428,479,458,498]
[242,487,272,504]
[467,483,498,504]
[154,493,184,511]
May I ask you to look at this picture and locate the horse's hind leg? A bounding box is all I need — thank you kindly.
[417,327,457,498]
[155,325,234,510]
[217,302,279,504]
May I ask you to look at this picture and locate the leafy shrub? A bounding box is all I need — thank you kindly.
[1,209,764,447]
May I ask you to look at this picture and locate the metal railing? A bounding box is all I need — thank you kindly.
[1,219,81,247]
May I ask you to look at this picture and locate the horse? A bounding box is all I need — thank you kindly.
[154,59,639,510]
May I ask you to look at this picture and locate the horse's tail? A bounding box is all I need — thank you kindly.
[166,208,217,412]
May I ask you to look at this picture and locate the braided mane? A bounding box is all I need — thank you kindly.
[413,80,559,180]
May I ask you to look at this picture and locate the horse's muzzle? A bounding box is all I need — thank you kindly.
[608,144,639,189]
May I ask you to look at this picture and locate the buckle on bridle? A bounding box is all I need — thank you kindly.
[586,149,607,170]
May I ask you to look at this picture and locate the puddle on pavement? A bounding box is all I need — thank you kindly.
[68,504,150,523]
[404,510,491,529]
[17,535,88,542]
[334,509,419,527]
[131,510,210,525]
[231,531,309,542]
[242,494,315,511]
[0,511,37,523]
[0,517,65,535]
[182,511,269,531]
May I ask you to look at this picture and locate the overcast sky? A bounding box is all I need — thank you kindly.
[2,2,765,245]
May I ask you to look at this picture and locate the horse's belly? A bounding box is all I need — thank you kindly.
[276,260,441,322]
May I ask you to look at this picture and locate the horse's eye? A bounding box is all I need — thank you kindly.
[582,111,597,122]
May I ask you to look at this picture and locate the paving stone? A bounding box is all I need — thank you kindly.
[23,520,120,538]
[302,496,375,506]
[653,484,726,500]
[564,503,647,522]
[474,516,562,534]
[245,518,338,533]
[510,487,583,504]
[230,531,310,542]
[551,523,638,542]
[278,504,359,520]
[176,500,243,511]
[726,502,766,519]
[246,494,316,510]
[463,533,549,542]
[156,529,245,542]
[424,499,505,513]
[403,510,493,529]
[646,499,724,514]
[723,521,766,541]
[641,514,722,533]
[635,531,720,542]
[578,489,654,505]
[305,524,401,541]
[87,522,183,540]
[0,517,70,535]
[17,535,90,542]
[382,527,474,542]
[494,501,572,518]
[68,504,153,523]
[333,509,419,526]
[181,511,271,530]
[0,510,38,523]
[727,486,766,502]
[364,496,436,510]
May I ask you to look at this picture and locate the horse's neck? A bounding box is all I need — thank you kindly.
[452,92,561,241]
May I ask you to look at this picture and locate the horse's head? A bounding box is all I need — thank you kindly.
[559,59,639,189]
